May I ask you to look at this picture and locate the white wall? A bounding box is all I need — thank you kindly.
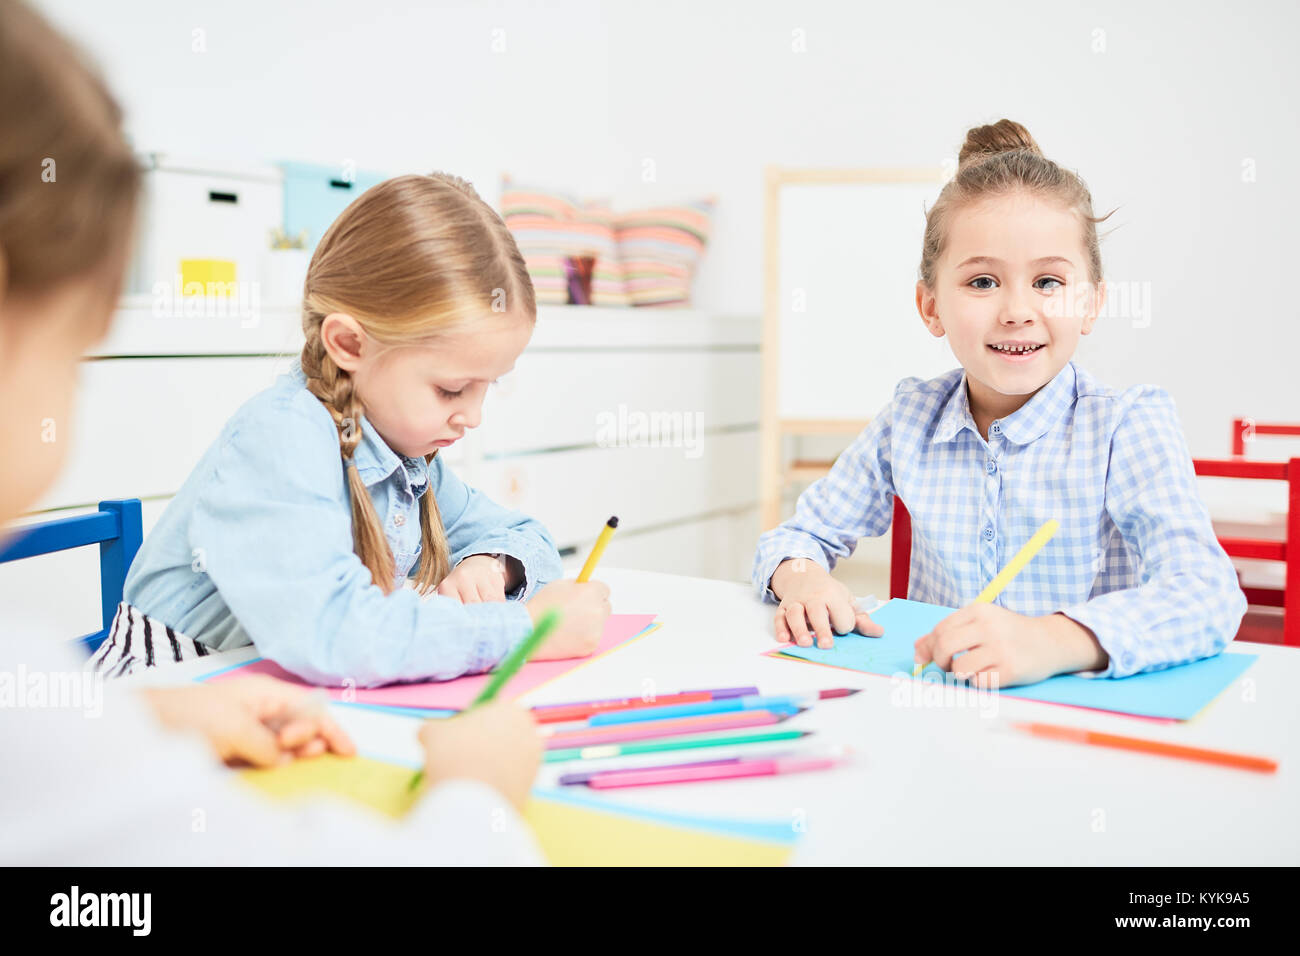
[35,0,1300,458]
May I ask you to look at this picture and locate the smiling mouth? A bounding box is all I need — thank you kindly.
[988,343,1045,354]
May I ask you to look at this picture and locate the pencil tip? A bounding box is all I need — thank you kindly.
[608,516,619,528]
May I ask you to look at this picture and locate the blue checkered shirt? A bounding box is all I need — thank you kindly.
[753,362,1246,679]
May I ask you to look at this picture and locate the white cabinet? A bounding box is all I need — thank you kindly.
[3,305,761,641]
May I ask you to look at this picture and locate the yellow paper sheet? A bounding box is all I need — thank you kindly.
[240,753,793,866]
[521,796,793,866]
[241,753,420,818]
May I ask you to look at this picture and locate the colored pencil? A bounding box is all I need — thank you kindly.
[543,708,801,750]
[585,746,850,789]
[577,516,618,582]
[559,748,807,785]
[585,688,858,727]
[542,729,811,764]
[407,608,561,790]
[1012,721,1279,773]
[914,518,1060,676]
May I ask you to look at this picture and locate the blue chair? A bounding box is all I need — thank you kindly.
[0,499,143,653]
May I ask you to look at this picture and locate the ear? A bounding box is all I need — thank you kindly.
[1080,280,1105,336]
[916,281,946,338]
[320,312,368,372]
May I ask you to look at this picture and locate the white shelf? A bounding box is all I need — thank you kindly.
[90,296,304,357]
[88,300,760,358]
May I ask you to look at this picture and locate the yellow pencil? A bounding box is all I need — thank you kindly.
[577,516,618,582]
[913,518,1060,676]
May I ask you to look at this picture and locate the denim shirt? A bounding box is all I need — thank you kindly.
[123,358,563,687]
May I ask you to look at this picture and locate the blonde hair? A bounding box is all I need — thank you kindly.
[0,0,140,315]
[920,119,1113,288]
[299,173,536,595]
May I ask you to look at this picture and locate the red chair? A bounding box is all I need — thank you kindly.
[890,498,911,600]
[1231,417,1300,456]
[1193,419,1300,648]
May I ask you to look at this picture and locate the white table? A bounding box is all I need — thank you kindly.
[146,567,1300,865]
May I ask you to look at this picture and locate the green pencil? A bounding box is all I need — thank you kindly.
[408,607,562,790]
[543,728,812,763]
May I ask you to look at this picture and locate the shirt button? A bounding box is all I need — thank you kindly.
[982,525,995,541]
[393,513,406,527]
[990,422,1002,436]
[986,459,997,475]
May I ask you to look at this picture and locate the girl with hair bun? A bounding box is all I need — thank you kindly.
[756,119,1245,687]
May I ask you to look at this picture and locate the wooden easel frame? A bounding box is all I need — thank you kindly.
[759,166,947,530]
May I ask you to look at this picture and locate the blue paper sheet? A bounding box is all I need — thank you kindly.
[775,598,1258,721]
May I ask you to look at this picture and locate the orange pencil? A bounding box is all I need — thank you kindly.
[1012,721,1278,774]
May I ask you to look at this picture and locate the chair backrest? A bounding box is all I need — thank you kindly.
[890,498,911,600]
[0,499,142,652]
[1191,457,1298,647]
[1231,418,1300,457]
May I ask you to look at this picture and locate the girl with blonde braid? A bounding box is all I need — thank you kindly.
[93,173,611,685]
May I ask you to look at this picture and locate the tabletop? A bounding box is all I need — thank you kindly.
[141,567,1300,865]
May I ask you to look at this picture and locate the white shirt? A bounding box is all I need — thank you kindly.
[0,621,546,866]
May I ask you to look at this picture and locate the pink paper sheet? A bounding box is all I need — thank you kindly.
[206,613,658,709]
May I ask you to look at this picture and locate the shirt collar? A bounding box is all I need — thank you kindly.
[932,361,1078,446]
[288,358,431,494]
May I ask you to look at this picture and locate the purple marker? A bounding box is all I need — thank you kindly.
[532,686,759,711]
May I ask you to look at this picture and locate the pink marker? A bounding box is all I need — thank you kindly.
[585,746,850,789]
[543,709,796,750]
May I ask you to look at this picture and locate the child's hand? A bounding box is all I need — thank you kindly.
[913,605,1108,687]
[143,676,356,768]
[417,700,542,812]
[770,557,883,649]
[525,578,612,660]
[437,554,510,603]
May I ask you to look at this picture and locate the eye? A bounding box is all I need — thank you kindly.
[436,386,465,399]
[1035,276,1064,291]
[969,275,997,290]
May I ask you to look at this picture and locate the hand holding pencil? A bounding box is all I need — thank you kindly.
[410,518,619,795]
[913,519,1108,687]
[523,516,616,661]
[416,700,543,811]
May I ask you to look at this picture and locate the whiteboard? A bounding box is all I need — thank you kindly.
[777,176,957,420]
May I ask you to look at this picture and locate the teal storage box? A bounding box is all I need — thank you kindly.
[279,161,387,252]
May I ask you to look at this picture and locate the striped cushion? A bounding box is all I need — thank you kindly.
[501,180,630,307]
[501,179,715,308]
[614,199,714,307]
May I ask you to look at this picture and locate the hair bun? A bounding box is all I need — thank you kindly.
[957,119,1042,168]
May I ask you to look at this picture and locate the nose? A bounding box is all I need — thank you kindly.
[1000,284,1038,326]
[449,395,483,431]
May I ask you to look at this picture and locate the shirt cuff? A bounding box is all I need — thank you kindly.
[1056,604,1122,679]
[461,599,536,675]
[457,530,563,603]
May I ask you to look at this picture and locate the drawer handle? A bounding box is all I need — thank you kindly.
[329,179,354,190]
[207,190,238,204]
